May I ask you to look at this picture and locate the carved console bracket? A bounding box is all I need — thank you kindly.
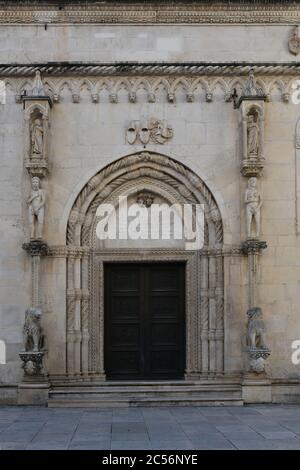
[241,239,267,255]
[22,240,49,257]
[19,351,47,382]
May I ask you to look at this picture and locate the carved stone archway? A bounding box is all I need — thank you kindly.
[65,151,224,381]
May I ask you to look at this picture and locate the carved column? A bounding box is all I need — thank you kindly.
[81,254,90,375]
[208,254,217,375]
[18,72,55,405]
[236,71,271,388]
[200,254,209,376]
[66,256,76,376]
[241,240,267,309]
[22,241,49,308]
[215,252,224,374]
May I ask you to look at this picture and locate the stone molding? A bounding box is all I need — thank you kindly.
[0,2,300,25]
[4,72,296,105]
[2,64,300,78]
[48,245,243,258]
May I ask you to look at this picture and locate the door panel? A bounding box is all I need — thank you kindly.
[104,263,185,380]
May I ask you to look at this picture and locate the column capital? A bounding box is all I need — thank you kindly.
[241,239,267,255]
[22,240,49,257]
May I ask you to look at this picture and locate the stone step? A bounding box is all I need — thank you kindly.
[48,397,244,408]
[48,382,243,407]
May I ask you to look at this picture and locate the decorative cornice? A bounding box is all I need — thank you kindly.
[0,2,300,25]
[2,62,300,78]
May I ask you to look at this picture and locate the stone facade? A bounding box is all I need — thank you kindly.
[1,1,300,405]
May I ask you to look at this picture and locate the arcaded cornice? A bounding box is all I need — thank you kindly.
[1,62,300,77]
[1,2,300,24]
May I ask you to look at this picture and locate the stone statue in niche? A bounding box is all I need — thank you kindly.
[23,308,43,352]
[30,117,44,157]
[27,176,46,240]
[247,113,260,157]
[245,177,262,239]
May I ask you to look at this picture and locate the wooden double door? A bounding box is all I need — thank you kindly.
[104,263,185,380]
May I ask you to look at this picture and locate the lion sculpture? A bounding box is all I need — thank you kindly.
[246,307,267,349]
[23,308,43,352]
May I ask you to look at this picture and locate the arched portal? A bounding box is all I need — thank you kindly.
[66,151,224,380]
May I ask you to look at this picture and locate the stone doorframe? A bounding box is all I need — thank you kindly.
[65,151,225,381]
[92,249,198,381]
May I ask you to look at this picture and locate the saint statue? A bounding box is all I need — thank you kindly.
[247,114,260,156]
[31,118,44,156]
[27,177,46,240]
[245,177,262,239]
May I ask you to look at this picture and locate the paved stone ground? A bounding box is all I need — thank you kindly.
[1,405,300,450]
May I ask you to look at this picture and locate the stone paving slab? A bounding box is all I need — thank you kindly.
[0,405,300,449]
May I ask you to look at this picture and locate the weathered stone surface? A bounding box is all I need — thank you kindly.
[0,1,300,404]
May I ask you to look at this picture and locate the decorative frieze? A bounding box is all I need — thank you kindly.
[1,3,300,25]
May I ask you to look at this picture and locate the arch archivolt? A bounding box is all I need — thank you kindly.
[65,151,225,380]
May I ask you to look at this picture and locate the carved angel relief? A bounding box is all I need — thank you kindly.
[126,119,173,145]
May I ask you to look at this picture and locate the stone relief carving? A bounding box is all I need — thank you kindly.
[288,26,300,55]
[245,177,262,239]
[246,307,270,374]
[126,119,173,145]
[136,192,155,208]
[30,70,47,97]
[1,3,300,25]
[27,176,46,240]
[22,307,43,352]
[242,69,265,98]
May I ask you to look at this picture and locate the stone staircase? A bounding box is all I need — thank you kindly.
[48,380,243,407]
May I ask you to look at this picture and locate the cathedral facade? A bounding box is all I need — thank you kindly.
[1,0,300,406]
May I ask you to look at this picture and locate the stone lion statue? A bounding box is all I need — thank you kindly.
[23,308,43,352]
[246,307,267,349]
